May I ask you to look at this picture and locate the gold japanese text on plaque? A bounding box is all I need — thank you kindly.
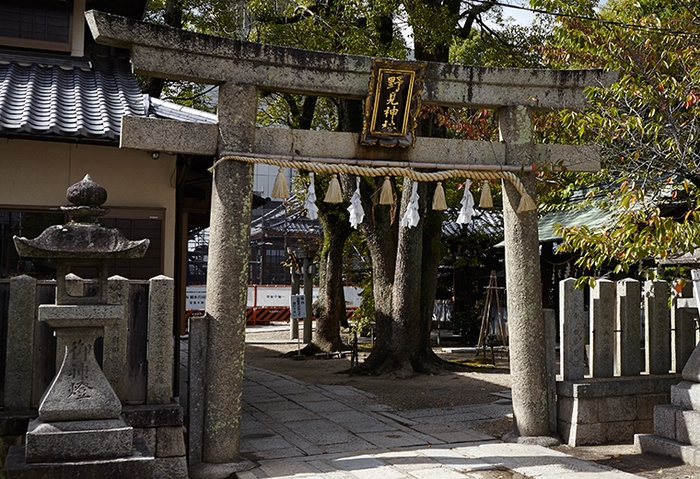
[361,59,426,149]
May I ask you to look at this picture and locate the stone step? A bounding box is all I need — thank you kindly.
[635,433,700,467]
[671,381,700,409]
[654,404,700,446]
[654,404,682,441]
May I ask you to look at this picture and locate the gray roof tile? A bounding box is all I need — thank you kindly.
[148,97,217,124]
[0,53,146,139]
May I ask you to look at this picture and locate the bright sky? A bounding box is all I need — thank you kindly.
[501,0,536,26]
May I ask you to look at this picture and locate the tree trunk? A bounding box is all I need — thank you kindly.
[312,210,353,351]
[350,177,458,376]
[300,98,360,353]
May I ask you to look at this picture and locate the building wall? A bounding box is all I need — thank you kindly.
[0,138,177,276]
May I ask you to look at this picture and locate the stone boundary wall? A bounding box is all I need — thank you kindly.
[557,277,698,446]
[557,376,679,446]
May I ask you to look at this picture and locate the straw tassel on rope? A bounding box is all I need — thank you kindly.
[379,176,393,205]
[271,167,289,199]
[324,174,343,203]
[517,192,537,213]
[479,180,493,208]
[432,181,447,211]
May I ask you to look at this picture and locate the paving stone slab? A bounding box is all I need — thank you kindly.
[359,430,433,448]
[252,400,308,414]
[407,468,478,479]
[304,401,355,414]
[245,393,288,404]
[410,424,492,443]
[259,460,324,477]
[317,410,378,423]
[245,435,297,451]
[329,456,406,479]
[460,442,638,478]
[248,446,308,460]
[317,437,376,454]
[266,408,324,423]
[285,392,339,404]
[373,450,442,472]
[285,420,356,445]
[341,421,398,434]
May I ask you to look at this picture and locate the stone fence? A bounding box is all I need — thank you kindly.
[557,277,697,446]
[0,275,187,478]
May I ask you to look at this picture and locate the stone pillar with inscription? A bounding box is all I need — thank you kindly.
[4,175,155,478]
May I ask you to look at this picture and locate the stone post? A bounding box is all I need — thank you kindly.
[148,275,174,404]
[303,252,313,344]
[616,278,641,376]
[672,282,696,373]
[107,275,130,401]
[644,279,671,375]
[200,82,256,466]
[590,279,615,378]
[499,105,550,439]
[544,308,557,434]
[5,274,36,410]
[187,314,209,466]
[559,278,585,381]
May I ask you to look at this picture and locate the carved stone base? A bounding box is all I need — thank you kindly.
[25,417,133,463]
[4,438,154,479]
[37,309,123,422]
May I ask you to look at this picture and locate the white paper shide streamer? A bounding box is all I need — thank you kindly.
[401,182,420,228]
[456,179,475,225]
[305,172,319,220]
[347,176,364,228]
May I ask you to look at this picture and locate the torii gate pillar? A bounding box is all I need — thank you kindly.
[500,105,551,439]
[198,83,256,471]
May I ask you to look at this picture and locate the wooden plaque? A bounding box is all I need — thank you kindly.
[361,59,426,148]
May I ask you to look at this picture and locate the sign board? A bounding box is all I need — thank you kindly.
[361,59,426,149]
[290,294,306,319]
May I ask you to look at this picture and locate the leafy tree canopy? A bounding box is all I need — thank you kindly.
[530,0,700,283]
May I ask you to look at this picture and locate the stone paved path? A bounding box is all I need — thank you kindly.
[236,366,643,479]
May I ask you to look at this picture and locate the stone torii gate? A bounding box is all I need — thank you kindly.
[86,9,615,476]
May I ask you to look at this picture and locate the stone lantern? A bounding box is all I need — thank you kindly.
[10,175,154,474]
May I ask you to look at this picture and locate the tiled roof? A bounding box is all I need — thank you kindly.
[0,51,146,140]
[251,200,323,238]
[148,96,217,124]
[443,209,504,238]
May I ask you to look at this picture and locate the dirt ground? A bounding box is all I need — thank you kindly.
[245,328,700,479]
[245,329,512,410]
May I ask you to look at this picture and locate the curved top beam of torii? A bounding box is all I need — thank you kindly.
[87,10,615,111]
[86,10,616,174]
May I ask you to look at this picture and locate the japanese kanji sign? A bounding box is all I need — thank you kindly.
[361,59,425,149]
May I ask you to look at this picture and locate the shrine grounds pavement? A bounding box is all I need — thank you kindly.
[179,329,695,479]
[234,365,647,479]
